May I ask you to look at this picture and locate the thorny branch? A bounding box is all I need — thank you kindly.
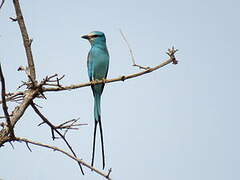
[42,48,178,92]
[13,137,113,180]
[30,102,84,174]
[0,50,178,179]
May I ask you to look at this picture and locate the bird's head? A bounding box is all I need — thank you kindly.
[81,31,106,45]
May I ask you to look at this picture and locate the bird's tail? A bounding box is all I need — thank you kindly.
[91,94,105,169]
[94,93,101,122]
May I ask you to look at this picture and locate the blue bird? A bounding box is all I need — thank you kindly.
[82,31,109,169]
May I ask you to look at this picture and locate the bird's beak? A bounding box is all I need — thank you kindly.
[81,34,90,39]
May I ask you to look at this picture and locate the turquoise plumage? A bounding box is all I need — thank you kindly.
[82,31,109,169]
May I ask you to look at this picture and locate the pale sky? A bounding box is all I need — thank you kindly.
[0,0,240,180]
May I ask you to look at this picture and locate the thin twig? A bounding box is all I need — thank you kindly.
[57,119,79,127]
[119,29,150,70]
[0,0,4,12]
[30,102,84,175]
[14,137,113,180]
[0,64,14,137]
[119,29,135,65]
[3,92,24,103]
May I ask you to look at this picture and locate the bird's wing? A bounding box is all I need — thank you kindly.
[91,47,109,94]
[87,51,93,81]
[87,50,96,95]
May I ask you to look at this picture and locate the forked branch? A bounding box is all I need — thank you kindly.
[30,102,84,174]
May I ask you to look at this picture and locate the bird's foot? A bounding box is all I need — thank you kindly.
[101,78,107,84]
[93,78,106,85]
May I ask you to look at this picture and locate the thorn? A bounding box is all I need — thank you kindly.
[9,141,14,149]
[9,17,17,22]
[17,66,26,71]
[29,38,33,46]
[106,168,112,178]
[172,58,178,64]
[26,142,32,152]
[38,121,45,126]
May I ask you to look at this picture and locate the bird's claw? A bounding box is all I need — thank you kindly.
[93,79,106,85]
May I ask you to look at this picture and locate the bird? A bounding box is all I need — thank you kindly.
[82,31,109,169]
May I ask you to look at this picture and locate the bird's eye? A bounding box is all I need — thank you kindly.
[91,35,99,38]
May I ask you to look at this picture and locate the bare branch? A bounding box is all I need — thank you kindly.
[43,52,178,92]
[14,137,113,180]
[30,102,84,175]
[55,118,87,130]
[13,0,36,81]
[0,88,39,144]
[11,91,38,126]
[0,0,4,12]
[0,64,14,137]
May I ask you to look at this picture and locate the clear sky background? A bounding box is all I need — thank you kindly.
[0,0,240,180]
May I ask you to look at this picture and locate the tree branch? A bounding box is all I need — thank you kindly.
[14,137,113,180]
[0,88,39,142]
[13,0,36,81]
[43,49,178,92]
[0,64,14,137]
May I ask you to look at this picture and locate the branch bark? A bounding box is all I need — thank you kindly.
[0,89,38,144]
[14,137,113,180]
[13,0,36,81]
